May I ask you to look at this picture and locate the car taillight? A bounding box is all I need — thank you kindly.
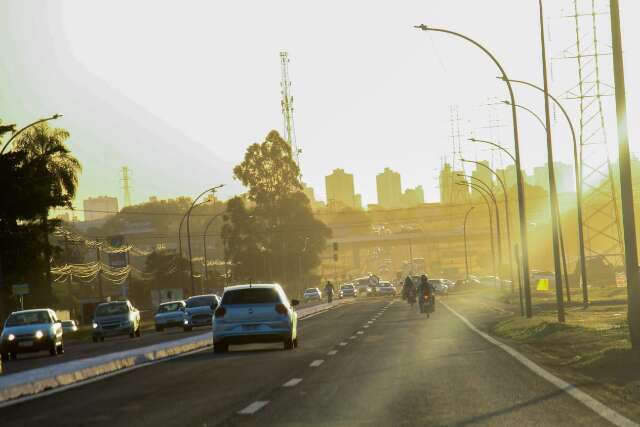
[214,307,226,318]
[275,304,288,315]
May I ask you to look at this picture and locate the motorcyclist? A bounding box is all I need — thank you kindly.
[417,274,435,314]
[401,276,416,304]
[324,281,335,303]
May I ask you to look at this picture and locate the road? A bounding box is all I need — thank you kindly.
[1,296,612,426]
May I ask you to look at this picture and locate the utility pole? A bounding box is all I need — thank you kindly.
[539,0,564,322]
[121,166,132,207]
[463,207,475,280]
[610,0,640,349]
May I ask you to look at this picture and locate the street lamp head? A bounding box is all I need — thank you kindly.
[413,24,429,31]
[501,100,511,105]
[52,114,63,120]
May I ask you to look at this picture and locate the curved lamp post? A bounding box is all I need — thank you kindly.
[504,101,571,304]
[463,206,475,281]
[505,78,589,307]
[416,24,533,317]
[178,199,210,290]
[458,181,497,285]
[0,114,63,154]
[462,158,515,292]
[186,184,224,295]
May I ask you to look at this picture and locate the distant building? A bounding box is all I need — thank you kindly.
[354,194,363,210]
[83,196,119,222]
[439,163,468,204]
[376,168,403,209]
[302,183,316,203]
[325,169,358,210]
[533,162,573,193]
[402,186,424,207]
[495,165,519,190]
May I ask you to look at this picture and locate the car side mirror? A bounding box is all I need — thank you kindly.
[291,299,300,307]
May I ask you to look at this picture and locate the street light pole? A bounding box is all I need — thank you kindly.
[610,0,640,349]
[463,206,475,280]
[506,101,571,304]
[416,23,533,317]
[203,212,224,283]
[458,182,496,285]
[0,114,63,154]
[538,0,564,322]
[505,78,589,306]
[462,159,515,292]
[186,185,224,296]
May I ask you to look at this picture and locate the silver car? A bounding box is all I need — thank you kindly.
[154,300,186,331]
[183,295,220,331]
[212,284,299,353]
[1,309,64,361]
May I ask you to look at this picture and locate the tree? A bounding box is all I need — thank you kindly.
[222,131,331,294]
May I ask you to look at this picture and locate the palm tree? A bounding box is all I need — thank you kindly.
[14,123,82,298]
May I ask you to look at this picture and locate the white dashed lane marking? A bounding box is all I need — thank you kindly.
[357,331,364,335]
[283,378,303,387]
[363,325,369,328]
[310,359,324,367]
[238,401,270,415]
[327,350,338,356]
[350,335,357,340]
[339,342,348,346]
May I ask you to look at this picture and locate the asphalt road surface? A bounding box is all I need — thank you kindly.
[1,297,613,426]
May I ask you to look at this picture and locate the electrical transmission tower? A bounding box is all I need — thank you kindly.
[562,0,623,265]
[120,166,132,207]
[279,52,301,169]
[448,105,468,204]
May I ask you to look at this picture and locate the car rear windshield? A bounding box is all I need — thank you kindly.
[222,288,281,305]
[95,303,128,316]
[5,311,51,326]
[341,285,353,290]
[158,302,183,312]
[61,320,75,327]
[186,296,214,308]
[304,288,318,293]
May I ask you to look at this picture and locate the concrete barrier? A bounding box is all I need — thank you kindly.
[0,297,352,404]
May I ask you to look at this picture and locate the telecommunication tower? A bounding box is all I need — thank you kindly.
[562,0,623,265]
[121,166,132,207]
[279,52,300,169]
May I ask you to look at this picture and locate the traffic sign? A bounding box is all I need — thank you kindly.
[12,283,30,296]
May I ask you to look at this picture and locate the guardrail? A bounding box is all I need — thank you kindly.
[0,298,351,404]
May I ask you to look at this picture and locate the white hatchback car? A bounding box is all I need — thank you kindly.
[212,284,299,353]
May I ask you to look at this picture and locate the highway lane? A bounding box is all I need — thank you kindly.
[1,296,614,426]
[1,300,326,375]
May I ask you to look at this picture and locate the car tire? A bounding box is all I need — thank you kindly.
[129,329,135,338]
[92,336,98,343]
[49,343,57,356]
[184,326,192,332]
[57,342,65,355]
[155,325,163,332]
[100,336,105,342]
[135,326,141,337]
[213,343,228,353]
[9,353,17,360]
[283,338,294,350]
[293,337,299,348]
[1,352,8,362]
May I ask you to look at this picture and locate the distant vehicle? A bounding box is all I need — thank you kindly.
[154,300,186,332]
[212,284,299,353]
[367,283,380,296]
[338,284,357,298]
[92,300,141,342]
[1,309,64,360]
[61,320,79,334]
[377,281,397,296]
[428,279,449,294]
[184,295,220,331]
[355,276,377,294]
[303,287,322,301]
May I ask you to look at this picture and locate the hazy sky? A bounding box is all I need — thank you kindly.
[2,0,639,213]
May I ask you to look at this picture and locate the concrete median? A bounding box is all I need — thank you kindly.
[0,298,352,404]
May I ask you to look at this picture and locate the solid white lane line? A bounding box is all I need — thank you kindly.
[238,401,270,415]
[357,331,364,335]
[339,342,348,346]
[327,350,338,356]
[309,359,324,367]
[363,325,369,328]
[283,378,303,387]
[442,302,638,427]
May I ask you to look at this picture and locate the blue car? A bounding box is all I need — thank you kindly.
[154,300,186,332]
[183,294,220,331]
[212,284,299,353]
[1,309,64,361]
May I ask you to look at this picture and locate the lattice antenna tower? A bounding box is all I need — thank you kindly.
[279,52,301,171]
[448,105,468,204]
[561,0,623,265]
[121,166,132,207]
